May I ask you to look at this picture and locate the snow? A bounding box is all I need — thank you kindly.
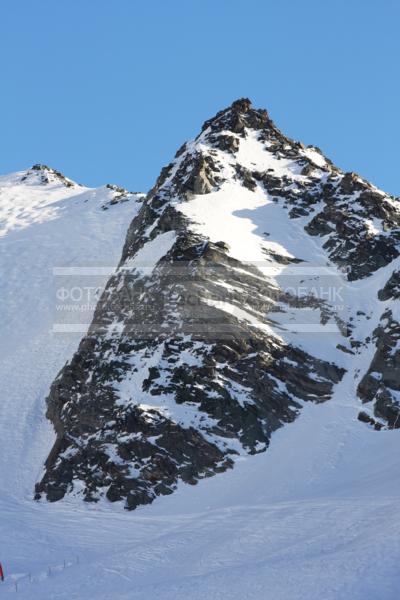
[179,182,270,263]
[236,130,304,177]
[302,146,328,168]
[365,217,382,236]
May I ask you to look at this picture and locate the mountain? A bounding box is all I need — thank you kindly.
[1,102,400,600]
[31,99,400,511]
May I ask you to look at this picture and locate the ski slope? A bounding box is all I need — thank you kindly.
[1,393,399,599]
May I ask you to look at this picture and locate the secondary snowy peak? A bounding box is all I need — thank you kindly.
[20,164,79,187]
[0,166,144,507]
[35,99,400,511]
[0,167,143,238]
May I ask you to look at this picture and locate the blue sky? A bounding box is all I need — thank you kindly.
[1,0,399,195]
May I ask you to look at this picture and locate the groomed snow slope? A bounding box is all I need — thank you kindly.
[1,393,399,600]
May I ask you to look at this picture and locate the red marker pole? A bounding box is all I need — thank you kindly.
[0,562,4,581]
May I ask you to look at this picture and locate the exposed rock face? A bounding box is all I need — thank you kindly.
[378,269,400,300]
[35,99,400,509]
[358,310,400,428]
[305,182,400,280]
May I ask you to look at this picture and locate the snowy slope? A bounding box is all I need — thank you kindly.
[0,165,143,498]
[1,396,400,600]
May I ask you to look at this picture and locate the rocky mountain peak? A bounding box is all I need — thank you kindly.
[201,97,273,139]
[230,97,253,112]
[146,99,400,280]
[34,100,400,511]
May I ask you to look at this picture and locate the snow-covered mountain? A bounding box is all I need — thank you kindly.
[29,99,400,511]
[1,102,400,600]
[0,165,143,498]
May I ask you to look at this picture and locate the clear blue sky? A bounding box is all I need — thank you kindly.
[1,0,399,195]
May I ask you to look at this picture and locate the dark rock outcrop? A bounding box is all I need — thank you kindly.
[358,310,400,428]
[378,270,400,301]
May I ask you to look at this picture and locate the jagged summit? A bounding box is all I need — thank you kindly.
[201,97,270,133]
[200,97,318,157]
[227,97,253,112]
[146,99,399,279]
